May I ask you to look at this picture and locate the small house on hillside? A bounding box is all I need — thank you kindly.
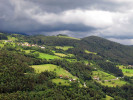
[69,79,76,82]
[59,75,63,78]
[93,76,99,81]
[41,47,45,49]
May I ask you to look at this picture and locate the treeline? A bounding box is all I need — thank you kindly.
[22,35,78,46]
[97,61,123,77]
[102,84,133,100]
[0,34,8,40]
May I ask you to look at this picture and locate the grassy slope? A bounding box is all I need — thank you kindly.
[85,50,97,55]
[92,70,116,80]
[102,95,114,100]
[31,64,80,86]
[7,36,18,41]
[122,69,133,76]
[99,80,127,87]
[37,52,60,60]
[31,64,77,79]
[52,79,70,86]
[54,53,67,57]
[118,65,133,77]
[93,70,127,87]
[56,46,73,50]
[57,36,80,40]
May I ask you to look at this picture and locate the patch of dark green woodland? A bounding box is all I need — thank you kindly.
[66,47,103,61]
[97,61,123,77]
[0,50,34,93]
[0,34,8,40]
[101,84,133,100]
[123,76,133,84]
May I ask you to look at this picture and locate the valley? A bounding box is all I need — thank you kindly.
[0,33,133,100]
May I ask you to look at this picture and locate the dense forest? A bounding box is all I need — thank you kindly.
[0,33,133,100]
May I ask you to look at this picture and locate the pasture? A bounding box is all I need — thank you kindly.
[85,50,97,55]
[122,69,133,77]
[33,51,60,60]
[117,65,133,77]
[55,46,73,50]
[31,64,77,79]
[57,36,80,40]
[7,36,18,41]
[54,53,67,57]
[92,70,116,80]
[99,79,127,87]
[52,79,70,86]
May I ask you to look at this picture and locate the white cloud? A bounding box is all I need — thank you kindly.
[108,38,133,45]
[108,0,133,3]
[25,9,114,28]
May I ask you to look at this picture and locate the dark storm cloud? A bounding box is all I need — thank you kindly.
[0,0,133,44]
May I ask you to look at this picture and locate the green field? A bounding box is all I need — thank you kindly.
[92,70,116,80]
[24,50,59,60]
[99,79,127,87]
[38,52,60,60]
[52,78,82,87]
[67,54,75,57]
[118,65,133,77]
[57,36,80,40]
[31,64,77,79]
[93,70,127,87]
[102,95,114,100]
[56,46,74,50]
[7,36,18,41]
[0,43,4,47]
[54,53,67,57]
[52,79,70,86]
[122,69,133,77]
[85,50,97,55]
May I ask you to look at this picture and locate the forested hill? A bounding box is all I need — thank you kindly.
[80,36,133,64]
[22,35,133,64]
[0,33,133,99]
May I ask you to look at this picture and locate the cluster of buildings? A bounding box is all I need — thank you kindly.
[18,43,45,49]
[5,40,13,42]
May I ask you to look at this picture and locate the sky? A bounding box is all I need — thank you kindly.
[0,0,133,45]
